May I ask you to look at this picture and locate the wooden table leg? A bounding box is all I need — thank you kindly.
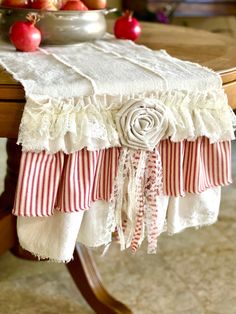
[0,139,20,254]
[1,139,132,314]
[67,244,133,314]
[0,211,17,255]
[0,139,21,211]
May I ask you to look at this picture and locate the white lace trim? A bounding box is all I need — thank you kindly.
[0,38,235,153]
[18,90,235,153]
[105,147,164,253]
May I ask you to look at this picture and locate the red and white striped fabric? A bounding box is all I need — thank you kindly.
[130,149,162,254]
[160,137,232,196]
[13,148,120,217]
[13,137,232,217]
[130,150,147,253]
[13,151,64,217]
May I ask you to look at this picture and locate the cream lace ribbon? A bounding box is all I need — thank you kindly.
[105,147,164,254]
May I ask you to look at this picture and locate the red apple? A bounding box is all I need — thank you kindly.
[2,0,30,8]
[82,0,106,9]
[30,0,58,10]
[61,0,88,10]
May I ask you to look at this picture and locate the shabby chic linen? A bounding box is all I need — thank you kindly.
[0,34,235,261]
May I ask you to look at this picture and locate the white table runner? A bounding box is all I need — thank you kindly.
[0,35,235,154]
[0,35,235,261]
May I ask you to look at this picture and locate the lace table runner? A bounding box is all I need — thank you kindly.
[0,35,235,261]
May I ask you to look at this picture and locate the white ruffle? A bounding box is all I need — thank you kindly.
[17,210,84,263]
[18,89,235,153]
[16,187,221,262]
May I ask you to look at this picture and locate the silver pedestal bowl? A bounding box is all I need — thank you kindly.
[0,6,116,45]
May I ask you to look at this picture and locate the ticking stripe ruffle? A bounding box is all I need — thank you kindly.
[13,137,232,217]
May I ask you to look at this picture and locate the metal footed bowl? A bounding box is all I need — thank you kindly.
[0,6,116,45]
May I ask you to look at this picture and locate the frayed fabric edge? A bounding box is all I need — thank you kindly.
[18,240,74,263]
[167,218,218,236]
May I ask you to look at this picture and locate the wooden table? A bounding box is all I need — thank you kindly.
[122,0,236,18]
[0,22,236,314]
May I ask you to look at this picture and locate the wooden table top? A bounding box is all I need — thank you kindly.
[135,23,236,82]
[0,22,236,138]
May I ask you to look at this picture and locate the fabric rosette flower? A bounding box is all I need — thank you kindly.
[115,98,168,151]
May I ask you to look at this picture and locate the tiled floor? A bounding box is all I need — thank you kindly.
[0,139,236,314]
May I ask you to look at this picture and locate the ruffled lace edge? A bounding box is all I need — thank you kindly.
[17,89,236,154]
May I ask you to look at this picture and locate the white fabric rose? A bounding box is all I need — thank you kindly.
[115,98,168,151]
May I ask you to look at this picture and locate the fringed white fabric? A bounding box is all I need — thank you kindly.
[17,210,84,262]
[0,38,235,154]
[77,200,112,247]
[17,187,221,262]
[166,187,221,234]
[16,187,221,261]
